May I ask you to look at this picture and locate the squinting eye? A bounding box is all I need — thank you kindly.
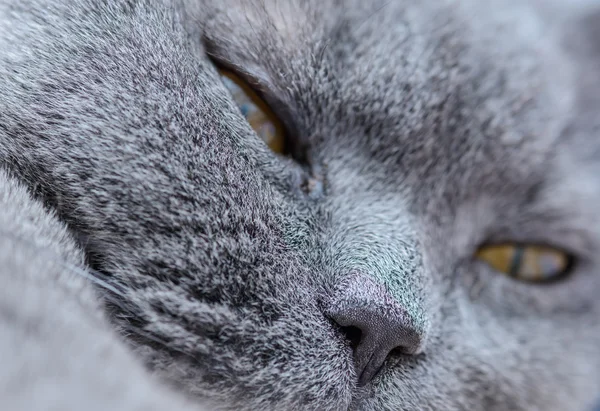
[218,69,287,154]
[475,244,574,283]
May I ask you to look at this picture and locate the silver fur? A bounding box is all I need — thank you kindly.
[0,0,599,410]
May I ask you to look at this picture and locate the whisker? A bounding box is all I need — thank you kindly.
[60,261,127,297]
[0,228,131,306]
[120,324,198,360]
[0,229,199,360]
[351,1,393,37]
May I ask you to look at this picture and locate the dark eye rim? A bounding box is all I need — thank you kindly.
[475,242,578,285]
[203,47,309,166]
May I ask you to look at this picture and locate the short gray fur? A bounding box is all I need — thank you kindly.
[0,0,599,410]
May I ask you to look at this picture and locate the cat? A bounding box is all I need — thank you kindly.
[1,0,600,410]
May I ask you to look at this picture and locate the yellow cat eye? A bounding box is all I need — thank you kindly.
[475,244,573,283]
[218,69,287,154]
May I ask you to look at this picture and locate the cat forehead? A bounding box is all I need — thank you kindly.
[199,0,580,185]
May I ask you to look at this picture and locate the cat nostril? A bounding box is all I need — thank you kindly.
[325,274,423,386]
[340,325,363,349]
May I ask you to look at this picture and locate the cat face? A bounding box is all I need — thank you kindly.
[1,0,599,409]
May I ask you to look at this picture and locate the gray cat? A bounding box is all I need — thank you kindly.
[1,0,600,410]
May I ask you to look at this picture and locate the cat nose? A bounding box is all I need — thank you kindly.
[324,273,423,386]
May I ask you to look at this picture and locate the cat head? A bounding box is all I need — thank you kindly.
[130,1,600,408]
[3,0,600,409]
